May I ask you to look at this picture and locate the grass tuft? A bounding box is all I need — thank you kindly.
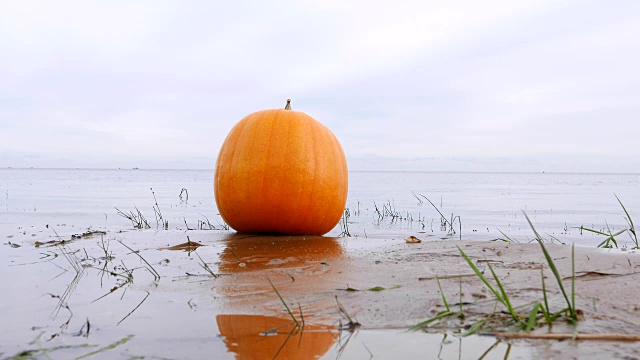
[615,194,638,248]
[524,212,577,321]
[458,246,520,324]
[115,207,150,229]
[416,193,461,239]
[412,212,582,335]
[410,276,456,331]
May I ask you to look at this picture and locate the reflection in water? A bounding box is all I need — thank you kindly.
[216,235,344,359]
[215,234,345,309]
[217,314,336,360]
[219,234,343,273]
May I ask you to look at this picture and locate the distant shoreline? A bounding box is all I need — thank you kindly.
[1,167,639,175]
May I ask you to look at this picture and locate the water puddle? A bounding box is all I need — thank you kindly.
[3,230,640,359]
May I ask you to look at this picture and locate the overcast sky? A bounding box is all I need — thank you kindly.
[1,1,639,172]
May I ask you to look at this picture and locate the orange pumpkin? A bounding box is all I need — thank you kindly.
[214,100,348,235]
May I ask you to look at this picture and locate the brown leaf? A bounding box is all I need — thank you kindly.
[161,241,204,252]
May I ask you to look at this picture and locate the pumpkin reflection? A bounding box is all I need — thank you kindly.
[216,235,343,359]
[216,314,336,360]
[219,234,343,273]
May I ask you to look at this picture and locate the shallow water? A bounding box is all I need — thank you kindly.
[3,230,640,359]
[2,169,640,359]
[2,230,513,359]
[1,169,639,246]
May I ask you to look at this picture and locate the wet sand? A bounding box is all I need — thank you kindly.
[2,229,640,359]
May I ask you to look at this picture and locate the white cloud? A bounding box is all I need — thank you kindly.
[0,0,638,171]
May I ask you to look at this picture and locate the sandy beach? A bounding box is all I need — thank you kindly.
[3,227,640,359]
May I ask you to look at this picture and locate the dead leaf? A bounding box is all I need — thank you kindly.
[406,236,422,243]
[161,241,204,252]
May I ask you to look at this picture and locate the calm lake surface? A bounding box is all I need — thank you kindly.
[2,168,640,359]
[1,168,639,247]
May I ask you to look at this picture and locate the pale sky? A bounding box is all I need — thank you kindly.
[1,0,639,172]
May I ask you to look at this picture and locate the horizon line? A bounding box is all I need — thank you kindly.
[2,167,639,176]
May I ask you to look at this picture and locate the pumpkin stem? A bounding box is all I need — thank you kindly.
[285,99,292,110]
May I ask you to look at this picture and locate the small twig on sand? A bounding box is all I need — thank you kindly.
[118,240,160,281]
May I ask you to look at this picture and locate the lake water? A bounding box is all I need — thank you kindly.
[2,168,640,359]
[1,168,639,247]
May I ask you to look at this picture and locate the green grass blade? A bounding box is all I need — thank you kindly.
[487,262,518,323]
[550,308,570,322]
[571,243,576,315]
[539,304,551,325]
[611,229,627,237]
[267,276,299,327]
[410,276,453,331]
[410,310,454,331]
[541,268,551,324]
[525,303,542,332]
[496,229,515,243]
[583,225,625,248]
[457,246,503,304]
[435,276,450,312]
[613,194,637,231]
[463,319,487,336]
[368,286,386,291]
[580,227,609,236]
[537,239,573,317]
[597,237,612,248]
[604,223,621,248]
[523,212,575,318]
[524,213,545,241]
[618,196,638,247]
